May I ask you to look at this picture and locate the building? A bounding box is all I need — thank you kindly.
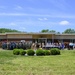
[0,32,75,44]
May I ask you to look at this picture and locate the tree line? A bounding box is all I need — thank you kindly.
[0,28,75,34]
[0,28,20,33]
[40,28,75,34]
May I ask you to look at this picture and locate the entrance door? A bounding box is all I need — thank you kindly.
[38,38,47,48]
[38,38,47,44]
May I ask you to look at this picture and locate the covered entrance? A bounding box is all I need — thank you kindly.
[37,38,47,48]
[38,38,47,44]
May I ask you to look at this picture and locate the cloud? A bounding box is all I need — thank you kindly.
[38,18,48,21]
[59,20,70,25]
[43,18,48,20]
[14,5,23,10]
[0,13,27,16]
[9,22,17,26]
[18,27,26,31]
[20,27,26,30]
[0,13,75,19]
[0,22,17,27]
[38,18,43,21]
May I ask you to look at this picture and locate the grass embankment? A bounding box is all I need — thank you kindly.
[0,50,75,75]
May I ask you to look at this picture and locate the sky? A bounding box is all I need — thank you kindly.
[0,0,75,33]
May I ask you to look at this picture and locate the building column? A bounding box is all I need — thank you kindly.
[52,34,54,43]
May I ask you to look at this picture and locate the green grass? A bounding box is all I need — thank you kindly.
[0,50,75,75]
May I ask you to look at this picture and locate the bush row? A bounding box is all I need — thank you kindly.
[13,49,26,55]
[13,48,60,56]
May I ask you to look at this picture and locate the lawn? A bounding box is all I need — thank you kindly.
[0,49,75,75]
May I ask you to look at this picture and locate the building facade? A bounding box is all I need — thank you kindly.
[0,33,75,44]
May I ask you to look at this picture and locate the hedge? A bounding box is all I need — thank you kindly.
[50,48,60,55]
[27,49,35,56]
[36,49,45,56]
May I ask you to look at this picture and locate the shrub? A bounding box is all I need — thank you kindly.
[50,48,60,55]
[13,49,21,55]
[36,49,45,56]
[20,50,26,55]
[44,50,50,55]
[27,49,35,56]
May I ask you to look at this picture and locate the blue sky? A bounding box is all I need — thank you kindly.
[0,0,75,32]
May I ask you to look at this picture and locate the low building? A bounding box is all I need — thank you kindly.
[0,32,75,44]
[0,32,75,48]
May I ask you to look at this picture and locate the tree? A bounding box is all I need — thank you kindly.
[0,28,21,33]
[57,32,60,34]
[63,28,75,34]
[49,30,56,33]
[40,29,60,34]
[41,29,49,33]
